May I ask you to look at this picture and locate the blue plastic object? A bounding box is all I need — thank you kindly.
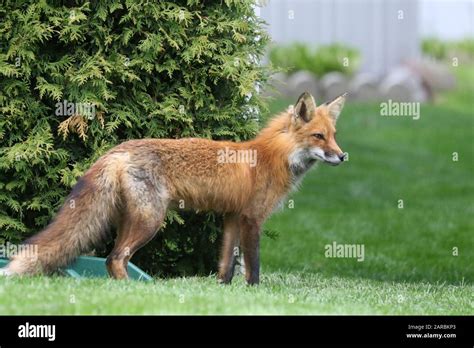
[0,256,152,281]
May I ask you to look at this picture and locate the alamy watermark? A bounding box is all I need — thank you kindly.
[18,322,55,341]
[217,147,257,167]
[380,99,420,120]
[324,241,365,262]
[0,242,38,260]
[55,99,96,120]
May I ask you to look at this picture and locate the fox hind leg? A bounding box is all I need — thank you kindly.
[106,208,165,279]
[107,173,168,279]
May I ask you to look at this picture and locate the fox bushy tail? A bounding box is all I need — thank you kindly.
[2,168,120,276]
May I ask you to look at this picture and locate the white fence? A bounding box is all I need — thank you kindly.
[420,0,473,40]
[260,0,420,76]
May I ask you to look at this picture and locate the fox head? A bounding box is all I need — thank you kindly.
[288,91,346,169]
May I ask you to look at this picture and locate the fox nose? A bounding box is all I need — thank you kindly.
[338,153,346,162]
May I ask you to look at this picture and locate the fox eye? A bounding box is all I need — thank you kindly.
[313,133,325,140]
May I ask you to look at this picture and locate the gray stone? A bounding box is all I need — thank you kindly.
[320,72,349,102]
[379,66,428,102]
[405,58,456,100]
[263,72,289,98]
[348,73,382,101]
[286,71,321,100]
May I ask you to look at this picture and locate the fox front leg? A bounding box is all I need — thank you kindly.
[240,216,261,285]
[217,214,240,284]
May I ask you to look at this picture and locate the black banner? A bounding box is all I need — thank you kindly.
[0,315,471,346]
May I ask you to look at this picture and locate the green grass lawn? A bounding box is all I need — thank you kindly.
[0,67,472,315]
[0,272,471,315]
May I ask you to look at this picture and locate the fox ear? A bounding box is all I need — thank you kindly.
[325,93,347,123]
[293,92,317,123]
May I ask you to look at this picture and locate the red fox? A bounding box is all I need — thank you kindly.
[0,92,346,285]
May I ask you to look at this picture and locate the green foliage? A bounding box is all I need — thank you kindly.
[269,43,360,77]
[0,0,271,276]
[422,37,474,62]
[421,38,448,60]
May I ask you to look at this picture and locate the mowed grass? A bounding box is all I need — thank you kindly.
[0,67,472,315]
[0,272,471,315]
